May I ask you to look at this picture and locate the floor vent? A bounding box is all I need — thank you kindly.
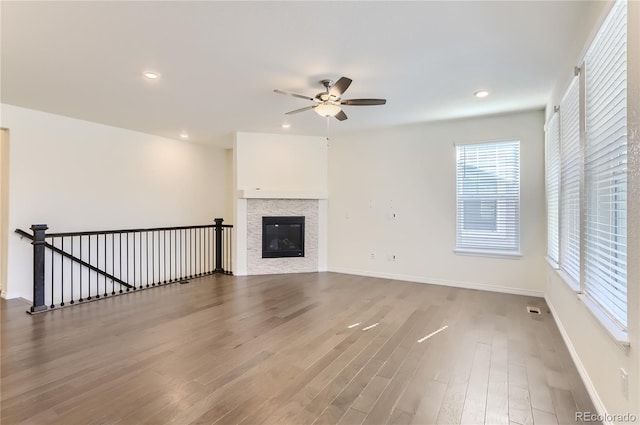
[527,306,541,314]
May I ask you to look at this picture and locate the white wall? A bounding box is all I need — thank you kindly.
[0,104,229,300]
[234,132,328,193]
[545,0,611,122]
[543,1,640,422]
[0,129,9,297]
[328,110,546,296]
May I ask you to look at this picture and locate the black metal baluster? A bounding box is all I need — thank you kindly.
[132,232,136,291]
[186,228,188,279]
[197,228,200,276]
[206,226,209,274]
[138,232,142,289]
[95,234,100,299]
[147,232,156,286]
[186,228,190,278]
[215,227,216,273]
[152,231,155,286]
[164,230,167,283]
[60,237,65,306]
[206,227,209,274]
[146,231,150,287]
[158,230,161,285]
[79,236,84,302]
[126,233,130,292]
[70,237,75,304]
[111,234,115,295]
[191,228,195,278]
[50,237,55,308]
[119,233,123,293]
[88,236,92,300]
[229,227,233,274]
[169,230,173,282]
[214,227,217,273]
[104,233,107,297]
[181,228,184,280]
[179,229,182,280]
[157,231,160,285]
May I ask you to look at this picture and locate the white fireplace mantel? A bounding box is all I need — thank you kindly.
[237,189,328,200]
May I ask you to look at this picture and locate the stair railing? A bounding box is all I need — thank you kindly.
[15,219,233,314]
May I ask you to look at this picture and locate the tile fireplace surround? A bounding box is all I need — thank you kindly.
[246,199,319,275]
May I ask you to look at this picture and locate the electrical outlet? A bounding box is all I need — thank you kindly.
[370,252,376,260]
[387,254,397,261]
[620,368,628,399]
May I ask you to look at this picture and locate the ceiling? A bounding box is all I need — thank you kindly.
[1,1,604,147]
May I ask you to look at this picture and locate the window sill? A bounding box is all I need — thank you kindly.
[556,269,581,293]
[547,263,581,293]
[545,256,559,270]
[578,293,630,350]
[454,249,522,259]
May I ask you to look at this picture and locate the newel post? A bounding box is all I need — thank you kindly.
[214,218,224,273]
[30,224,48,313]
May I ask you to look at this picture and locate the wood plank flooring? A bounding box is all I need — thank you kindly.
[1,272,597,424]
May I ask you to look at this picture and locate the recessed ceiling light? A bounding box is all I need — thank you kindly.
[474,90,489,98]
[281,123,291,129]
[179,132,189,139]
[143,71,160,80]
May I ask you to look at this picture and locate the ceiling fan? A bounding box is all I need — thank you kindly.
[274,77,386,121]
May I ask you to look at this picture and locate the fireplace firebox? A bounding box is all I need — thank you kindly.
[262,216,305,258]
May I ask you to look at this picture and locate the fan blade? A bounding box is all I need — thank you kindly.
[274,89,317,102]
[340,98,387,106]
[334,110,348,121]
[329,77,352,97]
[285,105,315,115]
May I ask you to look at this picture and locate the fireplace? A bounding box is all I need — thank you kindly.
[262,216,305,258]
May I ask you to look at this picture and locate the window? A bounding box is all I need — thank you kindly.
[583,0,627,330]
[456,141,520,255]
[545,112,560,265]
[559,76,581,286]
[547,0,628,339]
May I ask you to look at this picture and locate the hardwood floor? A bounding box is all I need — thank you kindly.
[1,272,597,425]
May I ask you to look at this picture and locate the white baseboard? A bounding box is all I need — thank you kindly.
[545,295,609,425]
[327,267,544,298]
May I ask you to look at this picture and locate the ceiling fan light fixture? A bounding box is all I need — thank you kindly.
[314,103,341,117]
[143,71,160,80]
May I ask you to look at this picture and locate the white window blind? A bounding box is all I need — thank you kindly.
[456,141,520,254]
[545,113,560,264]
[559,76,581,285]
[584,0,627,329]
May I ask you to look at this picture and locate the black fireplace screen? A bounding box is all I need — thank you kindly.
[262,216,305,258]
